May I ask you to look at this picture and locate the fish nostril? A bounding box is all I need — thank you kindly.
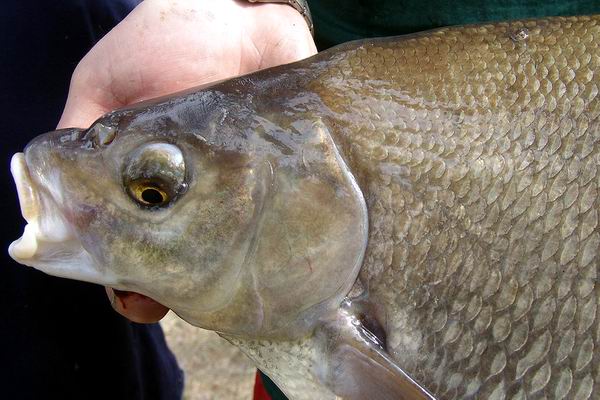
[94,123,117,146]
[80,123,117,149]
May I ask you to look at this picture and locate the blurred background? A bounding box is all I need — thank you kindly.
[161,312,256,400]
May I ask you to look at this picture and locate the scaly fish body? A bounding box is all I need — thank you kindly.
[312,15,600,400]
[9,15,600,399]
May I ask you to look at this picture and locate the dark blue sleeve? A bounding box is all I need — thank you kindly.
[0,1,184,399]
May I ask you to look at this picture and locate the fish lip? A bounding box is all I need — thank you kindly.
[9,153,41,260]
[10,153,40,224]
[8,149,119,286]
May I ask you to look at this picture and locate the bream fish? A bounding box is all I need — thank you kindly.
[9,15,600,400]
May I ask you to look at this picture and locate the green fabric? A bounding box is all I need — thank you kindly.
[262,1,600,399]
[310,0,600,49]
[260,372,289,400]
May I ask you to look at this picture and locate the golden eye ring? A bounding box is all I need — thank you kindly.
[128,179,170,208]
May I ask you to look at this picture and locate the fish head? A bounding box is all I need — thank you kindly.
[9,86,368,338]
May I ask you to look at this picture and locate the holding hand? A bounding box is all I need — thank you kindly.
[58,0,316,129]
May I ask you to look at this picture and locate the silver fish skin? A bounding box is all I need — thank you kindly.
[9,15,600,400]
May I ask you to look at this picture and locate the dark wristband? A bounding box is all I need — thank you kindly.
[247,0,313,35]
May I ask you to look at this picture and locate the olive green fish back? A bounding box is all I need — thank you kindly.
[311,16,600,399]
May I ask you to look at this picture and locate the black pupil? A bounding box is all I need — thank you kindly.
[141,188,164,204]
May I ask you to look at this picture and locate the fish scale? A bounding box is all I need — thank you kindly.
[302,15,600,399]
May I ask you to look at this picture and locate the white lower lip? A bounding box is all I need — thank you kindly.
[9,223,39,260]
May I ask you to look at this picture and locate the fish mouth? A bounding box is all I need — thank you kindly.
[10,152,168,320]
[8,152,117,284]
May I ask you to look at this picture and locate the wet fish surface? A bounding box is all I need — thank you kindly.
[9,15,600,400]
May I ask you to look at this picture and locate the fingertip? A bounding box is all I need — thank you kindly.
[57,56,116,129]
[57,96,109,130]
[105,287,170,324]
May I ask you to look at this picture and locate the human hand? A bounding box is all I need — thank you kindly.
[58,0,316,322]
[57,0,316,128]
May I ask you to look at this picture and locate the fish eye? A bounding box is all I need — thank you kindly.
[127,178,171,207]
[123,143,186,210]
[141,187,165,204]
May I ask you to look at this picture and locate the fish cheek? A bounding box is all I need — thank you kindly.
[58,158,118,235]
[75,205,192,296]
[185,192,254,279]
[145,162,262,316]
[64,194,133,276]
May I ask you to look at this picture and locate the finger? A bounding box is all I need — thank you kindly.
[105,286,170,323]
[57,91,111,129]
[56,4,137,129]
[56,54,118,129]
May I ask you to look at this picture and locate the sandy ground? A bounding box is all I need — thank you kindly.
[161,312,256,400]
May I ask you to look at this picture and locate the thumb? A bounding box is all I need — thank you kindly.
[56,64,116,129]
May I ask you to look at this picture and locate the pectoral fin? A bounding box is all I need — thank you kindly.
[316,306,436,400]
[327,342,434,400]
